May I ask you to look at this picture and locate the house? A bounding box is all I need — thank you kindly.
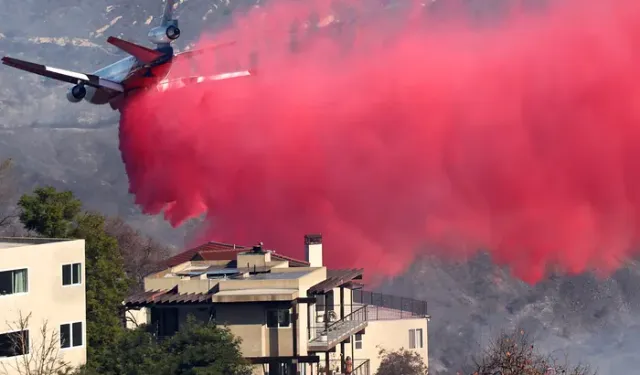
[0,237,86,374]
[124,234,429,375]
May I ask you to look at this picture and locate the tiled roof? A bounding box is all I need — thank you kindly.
[164,242,249,267]
[164,241,310,268]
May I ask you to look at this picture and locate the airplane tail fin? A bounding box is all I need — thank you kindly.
[161,0,176,26]
[107,36,163,64]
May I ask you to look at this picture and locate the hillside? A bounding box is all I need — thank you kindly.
[381,253,640,374]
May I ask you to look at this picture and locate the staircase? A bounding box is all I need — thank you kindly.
[309,306,368,352]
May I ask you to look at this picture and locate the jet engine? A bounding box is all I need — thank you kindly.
[66,84,86,103]
[148,24,181,44]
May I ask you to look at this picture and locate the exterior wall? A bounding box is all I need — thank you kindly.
[358,318,428,373]
[0,240,86,374]
[125,307,149,329]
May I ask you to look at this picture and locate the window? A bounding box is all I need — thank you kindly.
[62,263,82,286]
[151,308,179,337]
[0,330,29,357]
[355,333,363,350]
[266,309,291,328]
[0,268,28,295]
[409,328,424,349]
[60,322,83,349]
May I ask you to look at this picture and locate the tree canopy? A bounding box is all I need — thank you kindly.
[104,216,171,293]
[17,186,82,238]
[470,329,596,375]
[82,318,252,375]
[72,212,130,369]
[375,348,429,375]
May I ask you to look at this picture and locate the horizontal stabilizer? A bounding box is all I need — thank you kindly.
[176,41,237,59]
[107,36,163,64]
[1,56,124,92]
[155,70,253,92]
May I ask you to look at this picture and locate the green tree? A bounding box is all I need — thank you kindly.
[160,317,252,375]
[72,212,130,370]
[81,318,252,375]
[17,186,81,238]
[17,187,129,371]
[376,348,428,375]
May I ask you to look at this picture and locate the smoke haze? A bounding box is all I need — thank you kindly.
[119,0,640,284]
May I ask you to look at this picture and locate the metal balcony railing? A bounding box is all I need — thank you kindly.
[309,305,368,350]
[353,290,428,319]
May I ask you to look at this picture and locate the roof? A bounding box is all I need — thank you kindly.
[212,288,299,302]
[125,287,214,306]
[125,287,299,306]
[308,268,364,294]
[164,241,310,268]
[0,237,76,249]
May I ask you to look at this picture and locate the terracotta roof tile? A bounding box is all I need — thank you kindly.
[164,241,310,268]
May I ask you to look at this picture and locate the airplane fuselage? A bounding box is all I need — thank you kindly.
[84,47,174,106]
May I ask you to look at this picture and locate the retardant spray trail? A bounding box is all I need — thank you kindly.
[119,0,640,284]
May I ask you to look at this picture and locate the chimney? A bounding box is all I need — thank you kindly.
[304,234,323,267]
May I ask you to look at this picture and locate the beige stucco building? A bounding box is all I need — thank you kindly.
[125,234,429,375]
[0,237,86,375]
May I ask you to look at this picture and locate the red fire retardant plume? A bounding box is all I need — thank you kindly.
[119,0,640,284]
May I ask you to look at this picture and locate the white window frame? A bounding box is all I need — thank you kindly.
[61,263,82,287]
[265,309,291,329]
[408,328,424,349]
[59,321,85,350]
[0,328,30,359]
[0,267,29,297]
[354,333,363,350]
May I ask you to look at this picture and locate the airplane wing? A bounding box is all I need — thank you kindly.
[106,36,164,64]
[1,56,124,92]
[155,70,253,92]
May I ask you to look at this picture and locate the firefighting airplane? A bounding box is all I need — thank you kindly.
[1,0,252,110]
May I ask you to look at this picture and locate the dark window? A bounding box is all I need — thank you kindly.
[72,323,83,347]
[62,263,81,286]
[62,265,71,286]
[326,291,335,311]
[72,264,81,284]
[266,309,291,328]
[315,295,325,312]
[151,308,179,337]
[60,322,83,348]
[60,324,70,348]
[268,361,296,375]
[0,269,28,295]
[0,330,29,357]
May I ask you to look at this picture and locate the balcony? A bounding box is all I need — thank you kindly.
[308,305,368,352]
[352,290,428,320]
